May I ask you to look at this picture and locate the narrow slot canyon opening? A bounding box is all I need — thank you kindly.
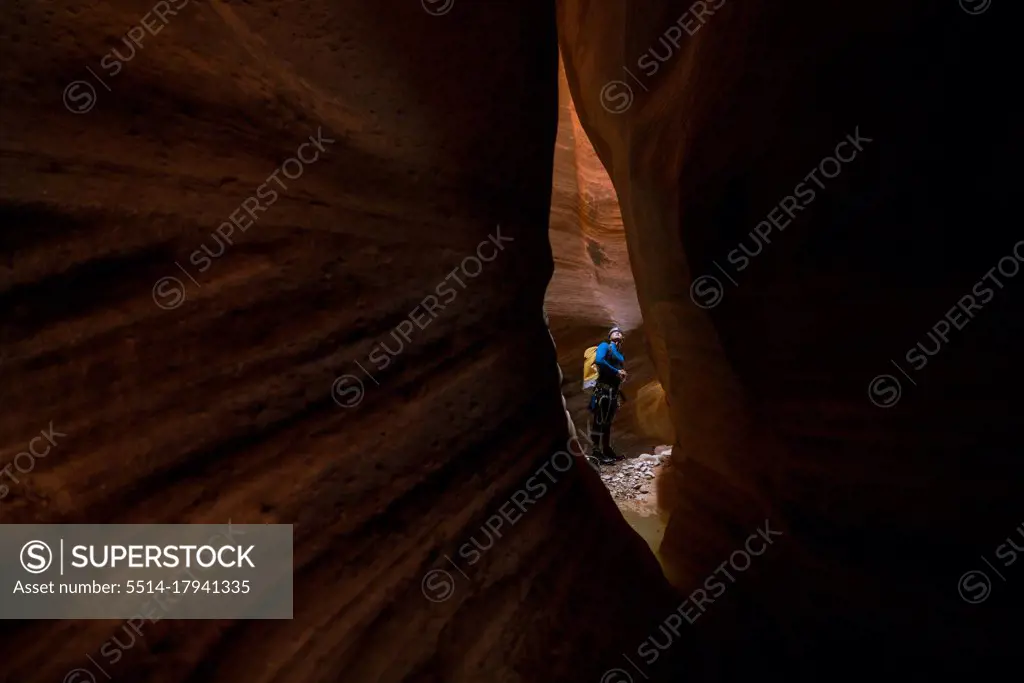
[2,2,1018,680]
[545,56,673,558]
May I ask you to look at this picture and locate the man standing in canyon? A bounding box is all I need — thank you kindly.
[589,326,627,465]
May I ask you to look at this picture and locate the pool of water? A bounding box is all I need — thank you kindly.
[618,505,667,562]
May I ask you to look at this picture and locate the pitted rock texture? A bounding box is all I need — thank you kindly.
[547,58,641,337]
[0,2,677,682]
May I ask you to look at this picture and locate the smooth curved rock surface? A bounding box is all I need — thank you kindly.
[0,2,676,681]
[3,0,1020,680]
[559,0,1021,677]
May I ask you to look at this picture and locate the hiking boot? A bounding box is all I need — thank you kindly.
[597,451,616,465]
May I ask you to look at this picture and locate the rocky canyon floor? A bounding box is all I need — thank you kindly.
[595,446,672,559]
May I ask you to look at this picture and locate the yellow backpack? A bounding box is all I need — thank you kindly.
[582,345,599,389]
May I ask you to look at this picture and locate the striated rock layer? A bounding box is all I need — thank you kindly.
[547,58,640,337]
[0,1,677,682]
[559,0,1021,677]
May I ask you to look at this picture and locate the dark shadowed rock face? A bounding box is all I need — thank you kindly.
[559,0,1021,677]
[0,2,676,682]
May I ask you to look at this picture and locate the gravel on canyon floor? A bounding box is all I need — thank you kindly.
[597,445,672,504]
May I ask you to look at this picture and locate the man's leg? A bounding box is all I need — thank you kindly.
[596,390,618,464]
[587,392,603,457]
[587,416,602,455]
[604,396,621,460]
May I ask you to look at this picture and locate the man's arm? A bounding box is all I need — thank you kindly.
[594,343,621,374]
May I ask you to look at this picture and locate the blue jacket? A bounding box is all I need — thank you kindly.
[594,341,625,385]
